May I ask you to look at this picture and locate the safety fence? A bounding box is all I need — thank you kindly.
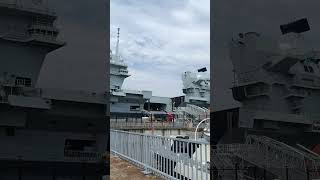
[209,166,320,180]
[111,130,320,180]
[110,121,196,130]
[110,113,210,122]
[110,115,208,130]
[110,129,210,180]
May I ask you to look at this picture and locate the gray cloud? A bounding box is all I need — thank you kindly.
[111,0,210,97]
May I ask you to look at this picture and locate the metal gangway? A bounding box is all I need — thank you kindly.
[110,129,210,180]
[175,104,210,122]
[216,135,320,180]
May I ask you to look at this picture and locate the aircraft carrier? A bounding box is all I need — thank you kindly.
[211,18,320,179]
[0,1,107,179]
[110,28,210,124]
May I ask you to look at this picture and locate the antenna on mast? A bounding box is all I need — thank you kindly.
[115,27,120,60]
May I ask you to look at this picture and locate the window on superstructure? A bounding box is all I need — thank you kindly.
[130,105,140,111]
[15,77,31,87]
[292,109,300,114]
[5,127,15,136]
[64,139,96,152]
[304,65,314,73]
[308,66,314,73]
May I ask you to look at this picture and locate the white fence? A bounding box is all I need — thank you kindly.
[110,130,210,180]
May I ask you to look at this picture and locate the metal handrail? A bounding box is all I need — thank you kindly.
[111,130,210,180]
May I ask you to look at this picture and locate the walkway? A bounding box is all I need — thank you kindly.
[110,154,163,180]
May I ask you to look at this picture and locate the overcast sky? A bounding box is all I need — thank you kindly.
[110,0,210,97]
[212,0,320,110]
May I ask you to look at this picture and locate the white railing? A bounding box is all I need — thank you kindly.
[217,135,320,180]
[175,104,210,122]
[110,130,210,180]
[110,121,192,130]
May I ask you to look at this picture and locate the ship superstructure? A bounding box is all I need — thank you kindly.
[110,28,130,92]
[0,1,107,179]
[109,28,154,118]
[109,28,210,123]
[225,20,320,146]
[182,68,210,108]
[172,69,210,122]
[211,19,320,179]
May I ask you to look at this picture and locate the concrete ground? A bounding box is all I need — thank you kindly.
[110,154,163,180]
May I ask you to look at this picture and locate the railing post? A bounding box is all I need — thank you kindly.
[286,166,289,180]
[82,162,86,180]
[52,161,56,180]
[142,135,152,175]
[307,168,310,180]
[252,166,257,180]
[235,163,238,180]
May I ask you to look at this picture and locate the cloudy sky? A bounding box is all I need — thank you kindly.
[110,0,210,97]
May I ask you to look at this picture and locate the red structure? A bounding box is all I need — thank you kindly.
[167,112,174,122]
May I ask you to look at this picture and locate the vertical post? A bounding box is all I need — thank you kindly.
[140,113,142,124]
[254,166,257,180]
[307,168,310,180]
[286,166,289,180]
[151,113,154,135]
[18,157,22,180]
[148,99,154,135]
[52,162,56,180]
[263,168,266,180]
[82,162,86,180]
[18,166,22,180]
[235,163,238,180]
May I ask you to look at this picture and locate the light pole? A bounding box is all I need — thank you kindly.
[194,118,210,140]
[148,99,154,135]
